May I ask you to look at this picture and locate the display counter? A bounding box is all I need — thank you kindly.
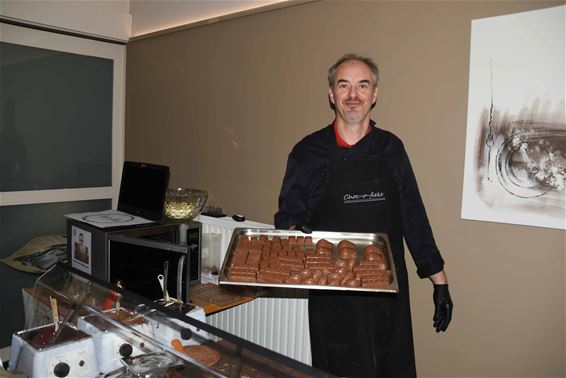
[23,282,260,318]
[9,263,334,377]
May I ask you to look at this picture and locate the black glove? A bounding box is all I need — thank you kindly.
[292,225,313,234]
[433,284,453,332]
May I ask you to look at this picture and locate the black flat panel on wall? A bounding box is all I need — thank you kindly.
[0,42,113,192]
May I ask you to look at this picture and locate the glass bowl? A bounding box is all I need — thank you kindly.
[164,188,208,221]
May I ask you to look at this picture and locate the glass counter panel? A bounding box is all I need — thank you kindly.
[14,264,335,377]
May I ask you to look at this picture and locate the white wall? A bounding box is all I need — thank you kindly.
[0,0,132,41]
[0,0,295,42]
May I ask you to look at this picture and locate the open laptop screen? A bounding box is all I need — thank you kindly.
[117,161,170,222]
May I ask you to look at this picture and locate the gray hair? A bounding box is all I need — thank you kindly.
[328,53,379,87]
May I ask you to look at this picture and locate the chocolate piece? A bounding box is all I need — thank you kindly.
[335,258,347,267]
[339,247,357,260]
[257,273,287,283]
[228,272,257,282]
[327,272,340,281]
[361,281,389,288]
[286,274,302,284]
[344,279,361,287]
[315,247,332,257]
[183,345,221,367]
[306,263,335,270]
[312,270,323,281]
[316,239,334,250]
[231,249,248,266]
[363,244,384,257]
[299,269,312,279]
[338,240,356,250]
[229,266,257,275]
[227,236,391,290]
[364,252,384,263]
[346,258,358,271]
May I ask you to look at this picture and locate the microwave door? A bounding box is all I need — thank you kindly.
[107,233,189,302]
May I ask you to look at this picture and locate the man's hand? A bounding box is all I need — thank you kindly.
[289,225,313,234]
[433,284,453,332]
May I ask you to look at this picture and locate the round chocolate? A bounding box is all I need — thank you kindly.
[322,267,333,275]
[346,258,358,271]
[315,246,332,257]
[299,269,312,279]
[316,239,334,250]
[312,270,323,280]
[344,279,360,287]
[365,253,384,263]
[364,244,384,257]
[335,258,347,268]
[327,272,340,281]
[338,240,356,250]
[339,247,357,260]
[342,272,354,284]
[286,274,301,283]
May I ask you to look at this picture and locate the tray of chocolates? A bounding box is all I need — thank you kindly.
[219,228,398,293]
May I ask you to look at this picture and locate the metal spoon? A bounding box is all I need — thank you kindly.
[157,274,170,302]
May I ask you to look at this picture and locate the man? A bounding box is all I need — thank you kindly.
[74,232,89,263]
[274,54,453,377]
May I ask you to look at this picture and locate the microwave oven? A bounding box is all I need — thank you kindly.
[108,234,189,302]
[67,219,201,303]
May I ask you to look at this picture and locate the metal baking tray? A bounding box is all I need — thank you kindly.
[219,228,398,293]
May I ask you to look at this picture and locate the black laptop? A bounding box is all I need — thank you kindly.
[117,161,170,222]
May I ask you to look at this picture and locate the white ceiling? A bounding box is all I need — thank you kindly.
[129,0,290,37]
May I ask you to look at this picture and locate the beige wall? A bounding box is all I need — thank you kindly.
[129,0,287,37]
[125,1,565,376]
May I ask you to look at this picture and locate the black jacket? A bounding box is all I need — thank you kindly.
[275,122,444,278]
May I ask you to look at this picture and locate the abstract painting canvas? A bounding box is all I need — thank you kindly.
[461,5,565,230]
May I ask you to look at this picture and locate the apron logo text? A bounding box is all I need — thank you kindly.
[343,191,386,204]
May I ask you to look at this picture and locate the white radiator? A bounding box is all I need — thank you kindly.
[194,215,312,365]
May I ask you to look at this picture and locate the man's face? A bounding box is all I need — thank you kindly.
[329,60,378,125]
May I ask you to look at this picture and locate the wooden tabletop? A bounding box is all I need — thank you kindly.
[189,283,260,315]
[24,283,260,316]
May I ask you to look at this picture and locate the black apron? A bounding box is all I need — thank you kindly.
[308,136,416,378]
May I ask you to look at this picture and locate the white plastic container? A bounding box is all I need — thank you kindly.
[8,324,98,378]
[146,305,208,347]
[76,312,155,375]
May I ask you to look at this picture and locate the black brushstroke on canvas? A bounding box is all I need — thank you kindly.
[496,128,565,198]
[475,99,565,205]
[485,60,495,182]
